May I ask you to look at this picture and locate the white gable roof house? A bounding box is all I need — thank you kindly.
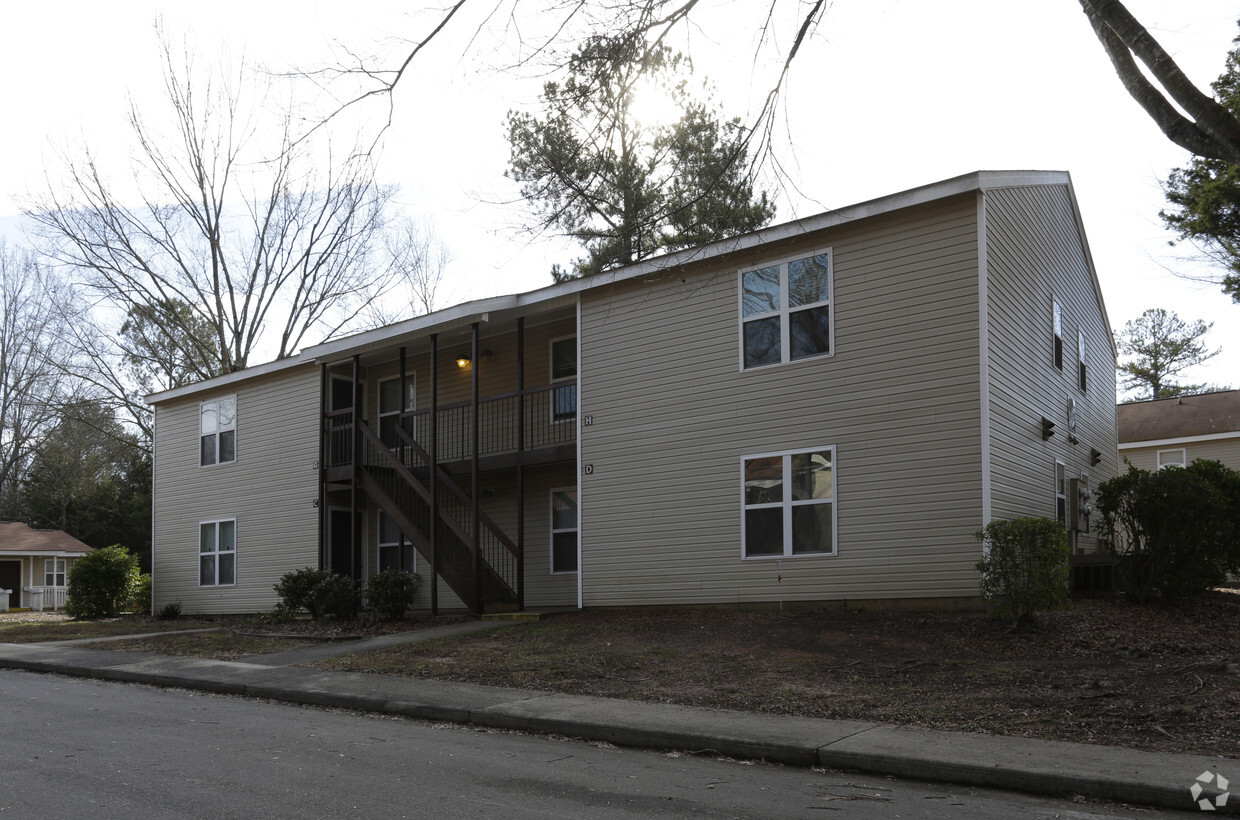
[147,171,1119,615]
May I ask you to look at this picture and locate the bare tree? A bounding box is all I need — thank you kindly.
[380,216,451,319]
[303,1,827,180]
[28,38,406,378]
[0,242,76,503]
[1078,0,1240,165]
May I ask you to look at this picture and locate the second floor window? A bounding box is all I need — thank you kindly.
[740,251,833,369]
[1077,330,1087,391]
[1052,300,1063,370]
[200,396,236,466]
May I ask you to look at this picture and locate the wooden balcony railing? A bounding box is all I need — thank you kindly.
[325,380,576,470]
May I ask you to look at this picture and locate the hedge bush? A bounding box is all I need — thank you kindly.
[273,567,359,620]
[975,517,1070,630]
[367,570,420,620]
[65,545,141,619]
[1096,460,1240,603]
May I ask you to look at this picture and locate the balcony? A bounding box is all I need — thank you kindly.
[324,380,577,478]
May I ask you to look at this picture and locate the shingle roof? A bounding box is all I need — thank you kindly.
[1117,390,1240,444]
[0,522,93,554]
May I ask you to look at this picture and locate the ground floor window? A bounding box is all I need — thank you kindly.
[378,511,415,572]
[1055,461,1066,524]
[44,558,66,587]
[550,488,578,573]
[742,447,835,558]
[199,519,236,586]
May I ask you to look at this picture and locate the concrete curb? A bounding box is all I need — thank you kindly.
[0,642,1234,814]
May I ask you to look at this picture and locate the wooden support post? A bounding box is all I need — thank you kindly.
[398,346,407,573]
[318,364,327,570]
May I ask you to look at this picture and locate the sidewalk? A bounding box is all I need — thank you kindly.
[0,623,1234,815]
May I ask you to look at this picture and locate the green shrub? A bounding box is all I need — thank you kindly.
[1097,460,1240,603]
[131,573,152,614]
[65,545,141,619]
[975,517,1070,630]
[157,601,182,620]
[273,567,359,620]
[366,570,420,620]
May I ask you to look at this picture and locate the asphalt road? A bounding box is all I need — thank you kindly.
[0,669,1177,819]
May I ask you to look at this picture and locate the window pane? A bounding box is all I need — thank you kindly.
[1053,302,1062,337]
[219,430,236,463]
[201,434,216,466]
[218,521,235,552]
[741,266,780,316]
[200,524,216,553]
[743,317,780,368]
[552,490,578,531]
[199,555,216,586]
[379,511,401,545]
[788,254,830,307]
[792,503,833,554]
[379,545,398,572]
[552,338,577,379]
[552,531,578,573]
[790,306,830,359]
[791,451,832,500]
[744,508,783,556]
[380,379,400,414]
[553,384,577,420]
[405,378,417,411]
[200,403,217,434]
[218,553,235,585]
[218,397,236,428]
[744,457,783,505]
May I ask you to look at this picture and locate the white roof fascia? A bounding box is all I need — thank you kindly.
[1118,430,1240,449]
[146,355,312,405]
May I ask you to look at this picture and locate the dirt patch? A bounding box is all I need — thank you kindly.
[316,591,1240,757]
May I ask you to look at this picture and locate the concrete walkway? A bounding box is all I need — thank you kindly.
[0,623,1234,815]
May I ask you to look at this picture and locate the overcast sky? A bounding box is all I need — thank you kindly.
[2,0,1237,396]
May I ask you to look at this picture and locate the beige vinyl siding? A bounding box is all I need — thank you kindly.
[1120,436,1240,473]
[152,364,320,614]
[982,184,1118,548]
[580,195,985,606]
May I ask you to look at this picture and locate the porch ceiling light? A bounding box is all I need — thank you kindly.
[456,354,471,369]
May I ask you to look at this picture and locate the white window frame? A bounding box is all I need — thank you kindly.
[739,249,834,370]
[377,510,416,573]
[199,395,237,467]
[1052,299,1063,370]
[550,486,579,574]
[549,335,578,424]
[44,558,66,587]
[741,446,837,559]
[198,518,237,587]
[1157,448,1187,470]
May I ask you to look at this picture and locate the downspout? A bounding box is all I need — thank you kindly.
[350,354,361,582]
[318,364,327,570]
[429,333,439,616]
[398,346,408,573]
[516,316,525,611]
[150,404,157,616]
[470,322,482,613]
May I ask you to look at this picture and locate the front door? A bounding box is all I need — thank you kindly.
[0,561,22,608]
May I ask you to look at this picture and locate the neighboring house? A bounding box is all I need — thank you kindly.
[1117,390,1240,472]
[148,170,1118,615]
[0,522,93,611]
